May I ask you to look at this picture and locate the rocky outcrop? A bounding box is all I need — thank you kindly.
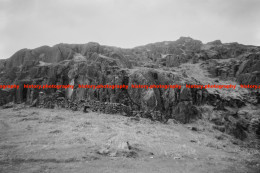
[201,44,260,87]
[132,37,203,67]
[0,37,260,131]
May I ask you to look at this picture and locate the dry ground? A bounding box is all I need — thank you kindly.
[0,106,259,173]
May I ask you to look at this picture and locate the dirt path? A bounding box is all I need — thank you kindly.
[0,107,259,173]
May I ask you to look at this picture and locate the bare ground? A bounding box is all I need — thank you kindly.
[0,107,259,173]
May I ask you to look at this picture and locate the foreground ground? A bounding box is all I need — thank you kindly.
[0,106,259,173]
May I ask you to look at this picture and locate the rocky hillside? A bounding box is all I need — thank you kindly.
[0,37,260,145]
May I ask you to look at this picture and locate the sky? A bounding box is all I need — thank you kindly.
[0,0,260,59]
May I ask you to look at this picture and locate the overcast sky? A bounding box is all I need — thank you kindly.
[0,0,260,59]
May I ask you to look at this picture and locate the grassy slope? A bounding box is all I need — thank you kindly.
[0,107,259,173]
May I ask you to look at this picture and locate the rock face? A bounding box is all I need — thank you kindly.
[0,37,260,141]
[0,89,14,105]
[133,37,202,67]
[201,44,260,85]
